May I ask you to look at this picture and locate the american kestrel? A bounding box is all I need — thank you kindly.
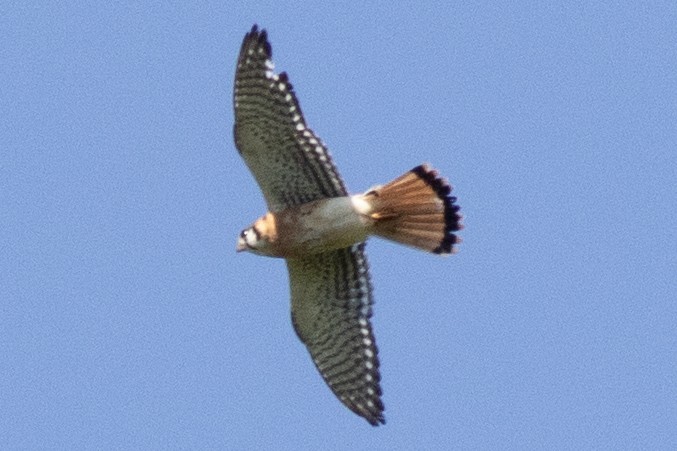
[233,25,463,426]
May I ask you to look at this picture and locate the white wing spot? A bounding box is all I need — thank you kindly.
[265,59,274,70]
[360,327,370,337]
[367,400,375,408]
[364,349,374,358]
[363,337,372,347]
[365,362,374,371]
[292,114,301,122]
[265,70,274,79]
[278,82,286,91]
[295,123,305,131]
[367,387,375,396]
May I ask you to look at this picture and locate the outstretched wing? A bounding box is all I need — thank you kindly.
[286,243,385,426]
[234,25,347,212]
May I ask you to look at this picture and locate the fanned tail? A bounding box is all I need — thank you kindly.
[363,164,463,254]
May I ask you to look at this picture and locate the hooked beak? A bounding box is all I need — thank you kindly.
[236,237,247,253]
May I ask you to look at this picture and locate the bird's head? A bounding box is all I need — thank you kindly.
[236,214,276,256]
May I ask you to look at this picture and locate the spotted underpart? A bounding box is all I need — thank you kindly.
[287,243,385,426]
[234,25,347,213]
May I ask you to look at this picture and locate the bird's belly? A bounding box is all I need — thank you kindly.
[274,197,371,256]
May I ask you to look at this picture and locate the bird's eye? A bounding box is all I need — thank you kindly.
[240,229,248,238]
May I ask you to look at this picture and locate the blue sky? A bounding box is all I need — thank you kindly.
[2,2,676,449]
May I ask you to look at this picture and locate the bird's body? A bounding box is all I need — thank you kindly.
[237,196,371,258]
[233,25,463,426]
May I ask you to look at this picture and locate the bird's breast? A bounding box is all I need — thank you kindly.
[271,197,372,257]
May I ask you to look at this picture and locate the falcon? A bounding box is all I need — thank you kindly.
[233,25,463,426]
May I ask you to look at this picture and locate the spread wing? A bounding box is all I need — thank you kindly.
[286,243,385,426]
[233,25,347,212]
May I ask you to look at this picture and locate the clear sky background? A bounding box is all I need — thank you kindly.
[2,2,676,449]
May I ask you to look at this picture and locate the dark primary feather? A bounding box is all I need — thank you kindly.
[287,243,385,426]
[234,25,348,212]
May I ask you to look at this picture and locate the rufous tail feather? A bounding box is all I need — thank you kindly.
[363,164,463,254]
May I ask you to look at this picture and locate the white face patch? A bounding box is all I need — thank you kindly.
[246,228,259,247]
[237,226,259,254]
[237,227,260,251]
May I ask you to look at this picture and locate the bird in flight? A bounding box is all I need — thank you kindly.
[233,25,463,426]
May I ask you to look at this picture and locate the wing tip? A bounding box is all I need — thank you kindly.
[242,23,271,58]
[367,413,387,426]
[344,392,386,426]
